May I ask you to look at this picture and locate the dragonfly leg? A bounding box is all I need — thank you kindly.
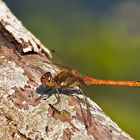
[53,88,60,105]
[38,87,60,105]
[39,94,52,100]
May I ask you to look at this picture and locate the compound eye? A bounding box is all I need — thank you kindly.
[44,72,52,78]
[41,72,52,82]
[47,76,52,82]
[41,72,55,87]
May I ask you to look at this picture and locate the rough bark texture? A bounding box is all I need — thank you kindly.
[0,1,134,140]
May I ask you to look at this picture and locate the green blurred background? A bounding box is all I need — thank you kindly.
[5,0,140,139]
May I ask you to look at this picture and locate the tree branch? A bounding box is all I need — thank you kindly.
[0,1,133,140]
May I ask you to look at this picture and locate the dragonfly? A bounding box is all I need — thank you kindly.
[41,68,140,90]
[40,66,140,128]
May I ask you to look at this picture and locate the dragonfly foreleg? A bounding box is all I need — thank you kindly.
[53,88,60,105]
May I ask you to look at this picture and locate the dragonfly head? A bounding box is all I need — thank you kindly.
[41,72,55,87]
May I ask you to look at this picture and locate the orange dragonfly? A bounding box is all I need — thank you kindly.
[40,65,140,128]
[41,68,140,90]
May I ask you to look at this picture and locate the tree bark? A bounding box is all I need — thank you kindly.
[0,1,134,140]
